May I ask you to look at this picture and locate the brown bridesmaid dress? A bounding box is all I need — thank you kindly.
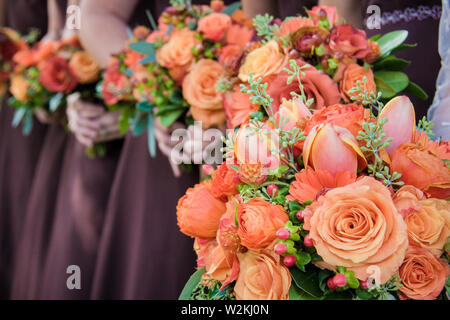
[0,0,49,299]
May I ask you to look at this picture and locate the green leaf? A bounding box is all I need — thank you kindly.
[130,111,148,136]
[147,113,156,157]
[403,81,429,100]
[289,284,317,300]
[159,109,184,127]
[156,104,184,115]
[118,107,132,134]
[290,268,323,299]
[221,2,241,16]
[12,107,27,128]
[376,30,408,57]
[49,92,64,112]
[369,34,382,41]
[129,41,156,56]
[356,287,373,300]
[373,55,411,71]
[179,268,206,300]
[323,291,353,300]
[22,110,33,135]
[138,55,155,65]
[392,43,417,54]
[374,71,409,99]
[295,252,311,268]
[137,100,153,112]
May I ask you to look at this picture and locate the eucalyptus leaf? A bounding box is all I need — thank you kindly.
[22,110,33,135]
[129,41,156,56]
[221,2,241,16]
[12,107,27,127]
[131,111,148,136]
[147,113,156,157]
[179,267,206,300]
[49,92,64,112]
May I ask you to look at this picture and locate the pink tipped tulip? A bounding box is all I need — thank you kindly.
[275,98,312,130]
[303,123,367,176]
[378,95,416,153]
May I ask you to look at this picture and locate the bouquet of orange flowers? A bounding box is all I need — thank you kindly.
[8,35,101,135]
[176,6,450,301]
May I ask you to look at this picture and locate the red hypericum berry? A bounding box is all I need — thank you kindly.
[267,184,278,197]
[333,274,347,288]
[202,165,214,176]
[276,228,290,240]
[283,255,296,268]
[304,234,314,247]
[327,278,337,290]
[274,243,287,255]
[296,210,304,222]
[360,279,373,290]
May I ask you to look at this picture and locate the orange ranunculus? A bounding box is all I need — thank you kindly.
[223,85,258,129]
[198,13,231,42]
[274,99,312,131]
[306,5,338,27]
[177,180,227,238]
[238,162,268,186]
[234,249,291,300]
[39,56,78,93]
[365,40,381,63]
[404,198,450,257]
[378,96,416,153]
[238,40,287,83]
[218,44,243,70]
[156,28,199,79]
[278,17,314,37]
[398,246,450,300]
[304,103,370,140]
[182,59,224,128]
[13,41,56,67]
[303,123,367,176]
[237,198,289,250]
[287,167,357,203]
[390,142,450,199]
[68,51,100,84]
[225,24,254,48]
[303,177,409,284]
[393,185,426,218]
[340,64,376,102]
[413,130,450,160]
[123,50,143,71]
[266,59,341,113]
[210,163,240,198]
[329,24,370,59]
[9,74,28,102]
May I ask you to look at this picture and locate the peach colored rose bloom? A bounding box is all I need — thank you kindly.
[404,198,450,257]
[393,185,426,218]
[177,180,226,238]
[218,44,243,70]
[238,40,287,82]
[9,74,28,102]
[238,198,289,250]
[278,17,314,37]
[189,106,226,129]
[234,249,291,300]
[69,51,101,84]
[183,59,225,128]
[225,24,254,48]
[340,64,377,102]
[303,177,408,284]
[223,85,258,129]
[398,246,450,300]
[198,13,231,42]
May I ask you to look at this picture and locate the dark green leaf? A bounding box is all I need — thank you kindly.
[159,109,184,127]
[289,284,317,300]
[374,71,409,99]
[392,43,417,54]
[376,30,408,57]
[290,268,323,299]
[356,287,373,300]
[373,55,410,71]
[323,290,353,300]
[369,34,382,41]
[403,81,429,100]
[129,41,156,56]
[49,92,64,112]
[179,268,206,300]
[147,113,156,157]
[221,2,241,16]
[137,100,154,112]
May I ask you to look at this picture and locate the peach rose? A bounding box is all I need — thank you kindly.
[398,246,450,300]
[218,44,244,70]
[237,198,289,250]
[198,13,231,42]
[274,99,312,131]
[223,85,258,129]
[225,24,254,48]
[390,143,450,199]
[9,74,28,102]
[234,249,291,300]
[238,40,287,82]
[303,177,408,284]
[189,106,226,129]
[266,59,341,112]
[393,185,425,218]
[210,163,240,199]
[404,198,450,257]
[177,180,226,238]
[69,51,100,84]
[340,64,377,102]
[329,24,370,59]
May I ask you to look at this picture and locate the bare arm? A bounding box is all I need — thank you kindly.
[80,0,138,68]
[242,0,279,19]
[45,0,65,40]
[319,0,363,28]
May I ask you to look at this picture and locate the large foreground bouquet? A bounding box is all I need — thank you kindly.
[176,5,449,301]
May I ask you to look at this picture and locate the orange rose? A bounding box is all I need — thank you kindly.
[237,198,289,250]
[218,44,243,70]
[404,198,450,257]
[365,40,381,63]
[156,28,199,81]
[398,246,450,300]
[9,74,28,102]
[225,24,254,48]
[393,185,425,218]
[68,51,100,84]
[340,64,377,102]
[210,163,240,199]
[183,59,225,128]
[177,180,226,238]
[198,13,231,42]
[303,177,408,284]
[223,85,258,129]
[390,142,450,199]
[238,40,287,83]
[234,249,291,300]
[39,56,78,93]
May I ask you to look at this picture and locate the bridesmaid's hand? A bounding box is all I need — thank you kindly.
[34,108,66,125]
[155,119,186,177]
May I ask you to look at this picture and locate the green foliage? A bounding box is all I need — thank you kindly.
[221,2,241,16]
[190,280,236,300]
[367,274,402,300]
[283,59,314,107]
[240,73,274,116]
[253,14,276,43]
[347,76,384,111]
[417,116,435,137]
[375,30,409,58]
[374,71,409,99]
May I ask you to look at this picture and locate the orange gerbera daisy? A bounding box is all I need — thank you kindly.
[287,167,357,203]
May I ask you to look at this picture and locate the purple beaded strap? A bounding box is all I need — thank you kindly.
[380,5,442,26]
